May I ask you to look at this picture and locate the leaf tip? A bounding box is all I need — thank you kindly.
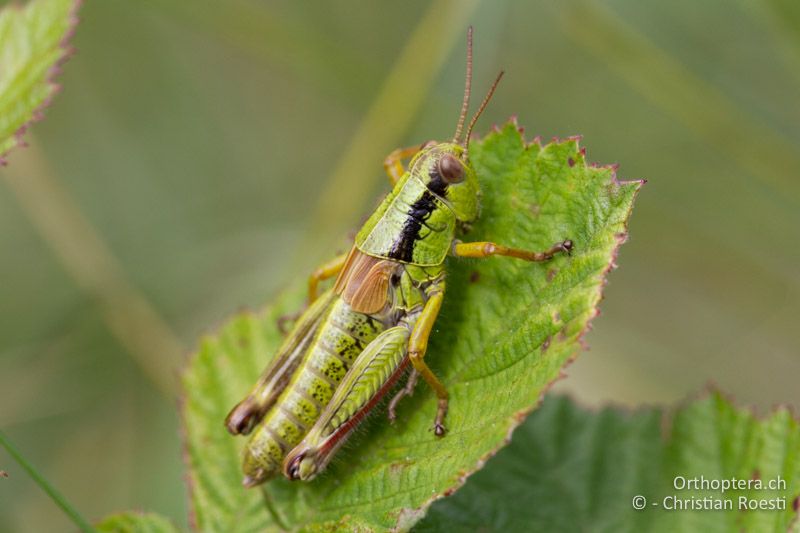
[1,0,82,161]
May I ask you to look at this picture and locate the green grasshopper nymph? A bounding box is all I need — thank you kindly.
[225,28,572,486]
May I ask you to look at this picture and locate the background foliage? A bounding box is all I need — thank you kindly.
[419,391,800,532]
[1,0,798,531]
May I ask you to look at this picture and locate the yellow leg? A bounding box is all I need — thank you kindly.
[308,252,348,304]
[408,288,449,436]
[452,239,573,262]
[383,145,423,186]
[278,252,348,335]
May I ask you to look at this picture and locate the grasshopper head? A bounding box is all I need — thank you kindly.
[408,141,480,223]
[408,27,503,225]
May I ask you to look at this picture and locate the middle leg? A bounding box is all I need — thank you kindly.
[307,252,348,304]
[407,286,449,436]
[278,251,348,335]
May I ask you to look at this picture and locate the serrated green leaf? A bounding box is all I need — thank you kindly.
[181,121,643,531]
[96,511,179,533]
[417,391,800,532]
[0,0,77,158]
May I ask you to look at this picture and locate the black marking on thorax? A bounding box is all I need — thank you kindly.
[387,169,449,262]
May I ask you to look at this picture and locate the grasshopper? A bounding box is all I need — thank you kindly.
[225,28,572,486]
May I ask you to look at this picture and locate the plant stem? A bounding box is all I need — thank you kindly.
[296,0,482,266]
[1,141,184,397]
[0,430,96,532]
[260,486,289,531]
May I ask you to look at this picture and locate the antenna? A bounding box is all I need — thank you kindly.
[452,27,473,144]
[464,70,504,152]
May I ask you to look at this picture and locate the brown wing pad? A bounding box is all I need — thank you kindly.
[334,248,400,314]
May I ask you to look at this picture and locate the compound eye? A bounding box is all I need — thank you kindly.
[438,153,465,183]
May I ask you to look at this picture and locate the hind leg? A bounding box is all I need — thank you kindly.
[387,369,419,422]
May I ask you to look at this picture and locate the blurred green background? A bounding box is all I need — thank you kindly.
[1,0,798,530]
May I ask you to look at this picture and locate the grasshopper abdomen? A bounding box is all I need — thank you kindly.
[240,294,391,486]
